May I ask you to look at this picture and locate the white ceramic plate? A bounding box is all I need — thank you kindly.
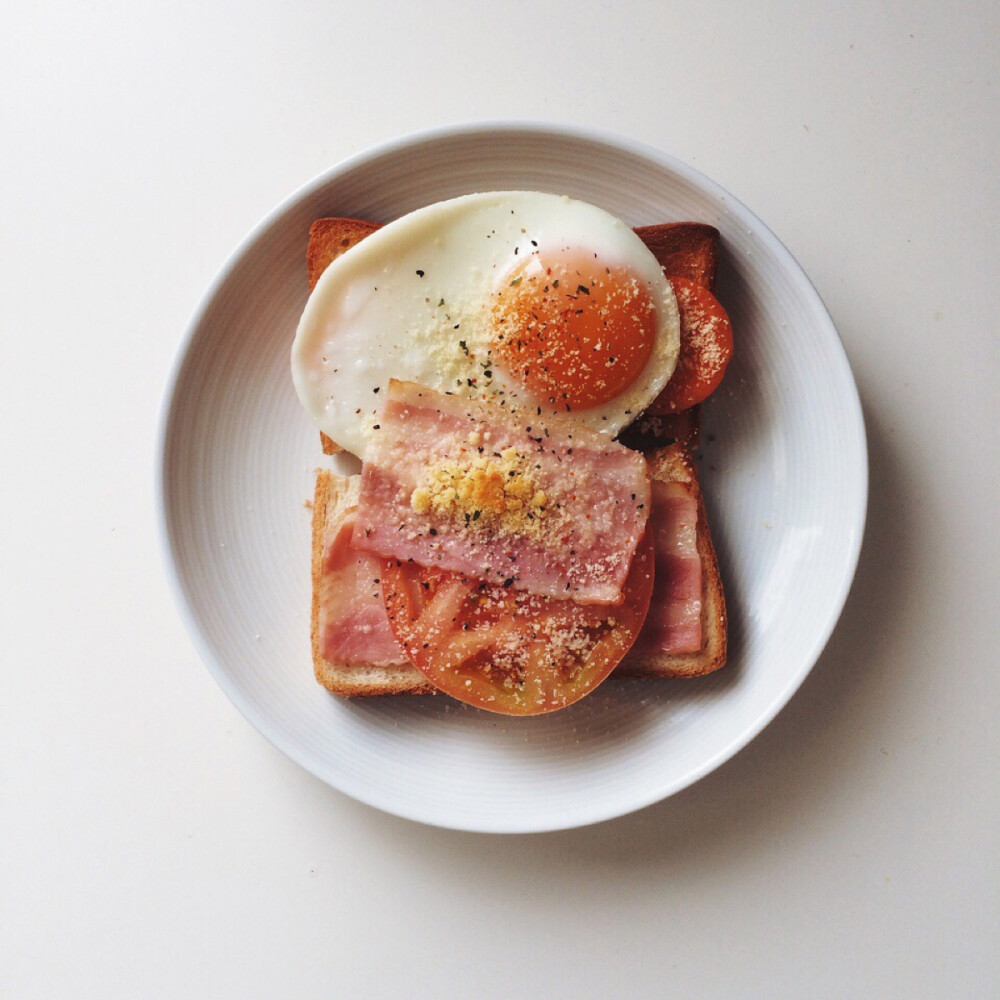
[159,123,866,833]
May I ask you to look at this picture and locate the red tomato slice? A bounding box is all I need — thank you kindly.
[647,276,733,414]
[380,531,655,715]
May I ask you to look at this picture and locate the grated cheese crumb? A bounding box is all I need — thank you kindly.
[410,446,548,537]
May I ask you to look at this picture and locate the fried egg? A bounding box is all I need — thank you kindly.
[291,191,680,460]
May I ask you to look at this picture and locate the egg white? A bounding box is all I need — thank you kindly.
[291,191,680,460]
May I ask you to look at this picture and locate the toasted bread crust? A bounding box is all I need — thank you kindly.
[633,222,720,290]
[311,470,433,696]
[307,218,382,293]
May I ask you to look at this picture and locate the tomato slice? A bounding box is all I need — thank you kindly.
[648,276,733,414]
[380,531,655,715]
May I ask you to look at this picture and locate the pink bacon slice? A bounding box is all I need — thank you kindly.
[318,515,408,666]
[352,380,651,605]
[632,480,702,655]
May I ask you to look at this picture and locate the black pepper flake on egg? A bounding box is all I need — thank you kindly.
[416,269,425,277]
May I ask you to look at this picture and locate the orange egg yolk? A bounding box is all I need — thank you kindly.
[489,249,657,411]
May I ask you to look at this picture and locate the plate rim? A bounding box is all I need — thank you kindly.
[157,120,868,832]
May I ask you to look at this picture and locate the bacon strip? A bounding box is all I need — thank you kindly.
[319,516,408,666]
[632,480,702,655]
[353,380,650,604]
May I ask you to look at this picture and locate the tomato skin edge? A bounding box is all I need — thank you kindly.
[647,276,733,415]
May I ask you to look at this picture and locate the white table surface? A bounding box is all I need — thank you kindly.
[4,2,998,997]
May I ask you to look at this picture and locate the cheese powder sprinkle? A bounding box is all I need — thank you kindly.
[410,447,548,537]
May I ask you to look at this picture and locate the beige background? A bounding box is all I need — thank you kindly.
[3,2,997,996]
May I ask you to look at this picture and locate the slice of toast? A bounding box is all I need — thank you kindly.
[632,223,719,289]
[306,213,727,687]
[307,217,382,292]
[311,442,726,693]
